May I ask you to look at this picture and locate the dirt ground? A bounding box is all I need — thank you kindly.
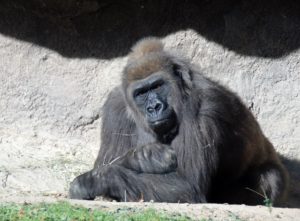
[2,196,300,221]
[1,126,300,220]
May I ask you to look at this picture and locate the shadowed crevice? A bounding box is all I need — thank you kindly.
[281,156,300,208]
[0,0,299,59]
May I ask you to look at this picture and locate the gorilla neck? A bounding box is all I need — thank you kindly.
[155,123,179,144]
[149,111,178,144]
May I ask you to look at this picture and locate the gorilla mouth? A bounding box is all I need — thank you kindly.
[148,109,176,126]
[151,118,174,133]
[149,111,178,138]
[151,118,169,126]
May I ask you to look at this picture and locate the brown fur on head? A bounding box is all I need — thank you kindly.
[123,37,172,84]
[129,37,164,60]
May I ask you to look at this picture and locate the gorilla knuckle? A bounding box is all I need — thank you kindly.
[69,178,88,199]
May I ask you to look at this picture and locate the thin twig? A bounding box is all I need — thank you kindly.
[109,156,122,165]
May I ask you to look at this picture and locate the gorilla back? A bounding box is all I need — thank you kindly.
[69,38,289,205]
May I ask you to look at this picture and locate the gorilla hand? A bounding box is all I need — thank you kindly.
[69,164,199,202]
[115,143,178,174]
[69,168,108,200]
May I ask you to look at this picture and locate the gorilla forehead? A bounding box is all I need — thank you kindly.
[124,53,172,83]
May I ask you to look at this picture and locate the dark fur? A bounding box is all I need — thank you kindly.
[69,38,289,205]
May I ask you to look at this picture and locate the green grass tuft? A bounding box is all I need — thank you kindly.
[0,202,193,221]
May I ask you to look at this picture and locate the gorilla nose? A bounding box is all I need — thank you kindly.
[147,101,163,114]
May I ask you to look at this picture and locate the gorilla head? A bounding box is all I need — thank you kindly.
[121,38,195,142]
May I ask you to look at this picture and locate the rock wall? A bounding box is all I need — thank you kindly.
[0,0,299,207]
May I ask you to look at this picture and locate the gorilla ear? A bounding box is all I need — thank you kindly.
[172,63,193,92]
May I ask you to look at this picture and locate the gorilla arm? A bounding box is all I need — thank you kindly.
[114,143,178,174]
[69,88,200,202]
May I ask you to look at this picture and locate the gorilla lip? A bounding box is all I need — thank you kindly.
[148,110,175,127]
[150,113,178,138]
[151,118,169,126]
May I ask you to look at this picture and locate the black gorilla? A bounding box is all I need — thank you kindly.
[69,38,288,205]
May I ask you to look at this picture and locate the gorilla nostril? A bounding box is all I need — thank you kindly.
[155,103,162,111]
[147,107,154,113]
[147,100,163,114]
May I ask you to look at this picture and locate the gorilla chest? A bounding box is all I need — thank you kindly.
[135,128,157,146]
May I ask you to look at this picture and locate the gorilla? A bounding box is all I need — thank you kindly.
[69,38,289,205]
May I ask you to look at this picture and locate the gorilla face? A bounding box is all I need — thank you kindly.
[131,73,178,136]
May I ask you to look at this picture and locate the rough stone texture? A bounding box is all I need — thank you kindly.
[0,0,299,209]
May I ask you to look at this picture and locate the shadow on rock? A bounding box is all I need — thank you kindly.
[281,156,300,208]
[0,0,299,59]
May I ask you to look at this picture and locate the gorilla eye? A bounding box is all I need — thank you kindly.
[173,64,181,78]
[151,81,164,91]
[134,89,148,98]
